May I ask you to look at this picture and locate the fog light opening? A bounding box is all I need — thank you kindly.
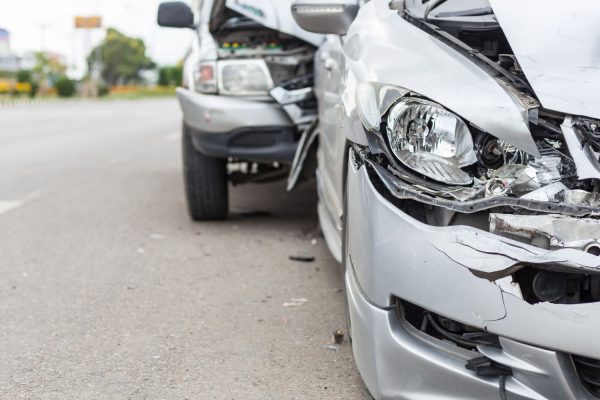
[395,297,500,350]
[586,243,600,256]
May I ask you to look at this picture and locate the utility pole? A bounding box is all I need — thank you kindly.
[75,14,102,97]
[36,21,51,51]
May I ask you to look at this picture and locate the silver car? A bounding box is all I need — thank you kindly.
[290,0,600,398]
[158,0,321,220]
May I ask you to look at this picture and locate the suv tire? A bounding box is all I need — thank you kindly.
[182,123,228,220]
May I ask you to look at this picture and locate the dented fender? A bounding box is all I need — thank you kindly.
[336,0,538,155]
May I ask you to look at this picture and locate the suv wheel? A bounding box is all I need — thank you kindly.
[182,123,228,220]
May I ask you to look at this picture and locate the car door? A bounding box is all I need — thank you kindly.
[314,34,347,260]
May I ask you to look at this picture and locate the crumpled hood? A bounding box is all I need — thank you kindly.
[490,0,600,119]
[224,0,323,46]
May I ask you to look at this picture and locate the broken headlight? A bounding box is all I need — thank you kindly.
[217,59,274,96]
[385,98,477,185]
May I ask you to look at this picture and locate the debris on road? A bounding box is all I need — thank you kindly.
[324,344,340,352]
[232,210,271,218]
[334,329,345,345]
[283,298,308,307]
[324,329,345,351]
[289,255,315,263]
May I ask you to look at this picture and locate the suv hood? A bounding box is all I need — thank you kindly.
[220,0,323,46]
[490,0,600,119]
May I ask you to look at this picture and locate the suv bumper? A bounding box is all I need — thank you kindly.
[177,88,297,163]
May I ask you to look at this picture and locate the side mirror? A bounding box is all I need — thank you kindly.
[158,1,195,29]
[291,0,359,35]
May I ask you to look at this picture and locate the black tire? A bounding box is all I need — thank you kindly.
[182,123,228,221]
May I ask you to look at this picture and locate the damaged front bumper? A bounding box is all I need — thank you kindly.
[346,149,600,399]
[177,88,299,163]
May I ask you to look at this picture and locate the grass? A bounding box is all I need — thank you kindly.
[103,87,176,100]
[0,86,177,104]
[102,86,177,100]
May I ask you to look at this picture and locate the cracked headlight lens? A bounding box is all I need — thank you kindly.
[217,59,274,96]
[386,98,477,185]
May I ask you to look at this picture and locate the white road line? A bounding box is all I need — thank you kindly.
[0,201,22,215]
[0,191,42,216]
[166,132,180,141]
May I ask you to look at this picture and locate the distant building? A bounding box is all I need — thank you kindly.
[0,27,16,72]
[18,52,37,71]
[0,28,9,54]
[0,27,66,74]
[0,50,66,74]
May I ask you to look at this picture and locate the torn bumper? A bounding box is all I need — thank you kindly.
[346,159,600,399]
[176,88,298,162]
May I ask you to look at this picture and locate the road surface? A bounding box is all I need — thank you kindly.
[0,99,368,399]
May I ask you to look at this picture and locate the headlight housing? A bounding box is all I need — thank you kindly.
[386,98,477,185]
[217,59,274,96]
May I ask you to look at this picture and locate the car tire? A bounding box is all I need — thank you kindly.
[182,123,228,221]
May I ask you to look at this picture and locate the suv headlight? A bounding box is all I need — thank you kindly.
[217,59,274,96]
[386,98,477,185]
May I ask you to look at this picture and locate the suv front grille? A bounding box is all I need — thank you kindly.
[573,355,600,397]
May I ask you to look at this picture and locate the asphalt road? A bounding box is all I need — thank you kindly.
[0,99,368,399]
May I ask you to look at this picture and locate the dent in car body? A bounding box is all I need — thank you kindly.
[338,0,538,155]
[348,152,600,361]
[308,0,600,398]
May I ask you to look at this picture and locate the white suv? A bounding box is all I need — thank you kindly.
[158,0,321,220]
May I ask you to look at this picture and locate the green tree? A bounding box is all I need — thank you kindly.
[16,70,39,98]
[16,70,32,83]
[55,76,76,97]
[89,28,155,85]
[33,52,67,82]
[158,65,183,87]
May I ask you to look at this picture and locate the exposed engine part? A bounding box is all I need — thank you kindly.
[365,111,599,209]
[476,134,504,169]
[490,213,600,250]
[228,161,289,185]
[213,16,315,88]
[359,150,600,216]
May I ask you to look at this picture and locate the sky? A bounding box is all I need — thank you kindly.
[0,0,195,78]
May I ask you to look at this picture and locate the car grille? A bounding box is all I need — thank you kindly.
[573,355,600,397]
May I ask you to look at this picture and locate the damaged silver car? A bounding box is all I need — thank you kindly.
[157,0,321,220]
[291,0,600,398]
